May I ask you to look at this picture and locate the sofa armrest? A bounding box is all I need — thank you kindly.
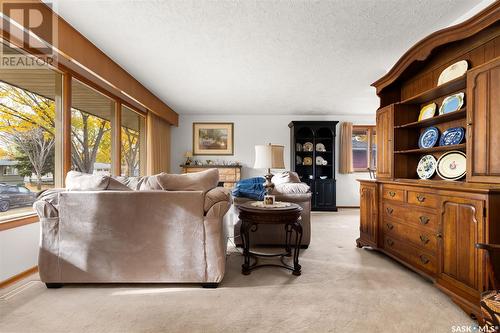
[204,187,231,214]
[33,188,65,218]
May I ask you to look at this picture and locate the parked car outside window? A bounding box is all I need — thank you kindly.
[0,185,36,212]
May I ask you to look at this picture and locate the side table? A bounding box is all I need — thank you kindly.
[238,202,303,276]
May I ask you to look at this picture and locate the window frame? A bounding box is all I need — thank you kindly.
[352,125,376,172]
[0,42,147,224]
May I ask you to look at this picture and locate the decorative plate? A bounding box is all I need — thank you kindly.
[316,156,325,165]
[436,151,466,181]
[303,157,313,165]
[303,142,313,152]
[439,93,464,115]
[316,143,326,152]
[439,127,465,146]
[295,143,302,152]
[416,155,437,179]
[296,156,302,165]
[437,60,468,86]
[418,103,437,121]
[418,127,440,149]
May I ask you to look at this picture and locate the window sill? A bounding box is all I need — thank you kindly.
[0,214,38,231]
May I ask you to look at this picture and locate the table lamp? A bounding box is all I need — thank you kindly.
[254,143,285,195]
[184,151,193,165]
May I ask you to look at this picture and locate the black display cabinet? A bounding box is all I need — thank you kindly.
[288,121,338,211]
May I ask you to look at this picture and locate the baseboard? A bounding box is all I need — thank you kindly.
[336,206,360,209]
[0,266,38,289]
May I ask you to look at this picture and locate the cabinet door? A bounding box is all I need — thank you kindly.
[314,180,335,209]
[358,182,378,247]
[376,105,393,179]
[467,57,500,183]
[439,196,485,294]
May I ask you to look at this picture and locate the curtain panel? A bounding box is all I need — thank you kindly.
[146,112,171,175]
[339,122,353,174]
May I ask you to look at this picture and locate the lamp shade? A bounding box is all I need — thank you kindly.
[253,144,285,169]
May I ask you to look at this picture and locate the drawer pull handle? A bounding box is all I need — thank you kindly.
[419,255,430,265]
[436,233,443,239]
[386,223,394,230]
[416,194,426,202]
[386,207,394,215]
[389,191,396,197]
[386,239,394,247]
[419,235,430,244]
[419,216,430,225]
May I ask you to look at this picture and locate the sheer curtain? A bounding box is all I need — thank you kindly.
[339,122,353,174]
[146,112,171,175]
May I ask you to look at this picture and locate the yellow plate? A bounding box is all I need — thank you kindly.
[418,103,437,121]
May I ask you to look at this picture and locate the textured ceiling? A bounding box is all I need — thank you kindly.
[44,0,484,116]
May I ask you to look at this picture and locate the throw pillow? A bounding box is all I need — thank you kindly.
[65,171,109,191]
[157,169,219,192]
[273,182,310,194]
[272,171,301,185]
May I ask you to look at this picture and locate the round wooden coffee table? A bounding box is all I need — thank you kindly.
[238,201,303,276]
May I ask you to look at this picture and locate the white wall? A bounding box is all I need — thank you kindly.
[171,114,375,207]
[0,222,39,282]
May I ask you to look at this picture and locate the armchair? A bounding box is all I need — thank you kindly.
[475,243,500,330]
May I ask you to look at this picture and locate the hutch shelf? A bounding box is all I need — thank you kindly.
[357,2,500,320]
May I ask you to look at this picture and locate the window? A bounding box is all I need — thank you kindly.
[121,105,145,176]
[0,44,146,222]
[352,126,376,172]
[18,187,30,193]
[71,79,114,175]
[3,166,18,176]
[0,43,61,220]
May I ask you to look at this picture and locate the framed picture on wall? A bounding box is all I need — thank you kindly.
[193,122,234,155]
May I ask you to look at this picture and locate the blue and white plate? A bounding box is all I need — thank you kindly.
[439,93,464,115]
[419,127,440,149]
[417,155,437,179]
[439,127,465,146]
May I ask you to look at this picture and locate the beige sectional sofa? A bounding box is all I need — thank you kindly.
[34,169,231,288]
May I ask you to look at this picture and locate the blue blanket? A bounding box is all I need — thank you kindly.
[232,177,266,200]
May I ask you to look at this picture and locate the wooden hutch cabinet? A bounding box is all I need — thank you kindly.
[357,3,500,319]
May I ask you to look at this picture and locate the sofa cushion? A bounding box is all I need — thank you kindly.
[107,178,134,191]
[272,171,300,185]
[139,174,164,191]
[158,169,219,192]
[113,176,145,190]
[66,171,109,191]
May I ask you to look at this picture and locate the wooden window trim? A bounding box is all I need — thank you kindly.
[352,125,376,172]
[0,215,38,232]
[0,4,178,125]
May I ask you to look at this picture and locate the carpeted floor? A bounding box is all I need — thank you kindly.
[0,209,473,333]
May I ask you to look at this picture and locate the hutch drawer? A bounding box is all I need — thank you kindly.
[405,209,438,231]
[382,202,406,220]
[384,236,437,275]
[407,190,440,209]
[382,185,405,202]
[383,219,438,253]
